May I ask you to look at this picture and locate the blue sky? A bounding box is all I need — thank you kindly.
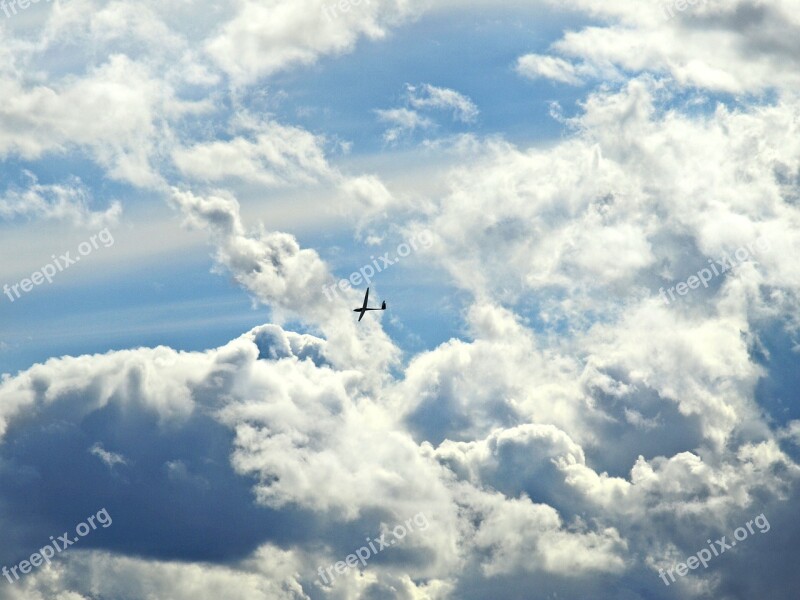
[0,1,799,599]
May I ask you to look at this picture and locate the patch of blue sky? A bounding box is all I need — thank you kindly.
[0,251,265,376]
[753,320,800,426]
[307,225,467,353]
[381,275,470,361]
[255,4,596,155]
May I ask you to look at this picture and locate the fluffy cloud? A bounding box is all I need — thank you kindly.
[168,187,401,382]
[1,1,800,599]
[0,546,310,600]
[529,0,800,93]
[150,82,800,590]
[205,0,419,84]
[172,116,335,187]
[0,54,205,187]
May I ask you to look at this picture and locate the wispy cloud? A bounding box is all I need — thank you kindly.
[516,54,586,85]
[89,443,128,469]
[406,83,479,123]
[0,173,121,228]
[375,107,434,142]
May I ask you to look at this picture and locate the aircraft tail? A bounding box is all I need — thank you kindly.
[381,301,386,310]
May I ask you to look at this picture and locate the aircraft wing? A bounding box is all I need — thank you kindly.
[362,287,370,311]
[353,288,370,321]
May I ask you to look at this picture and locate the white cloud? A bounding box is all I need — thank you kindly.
[0,1,799,598]
[515,54,585,85]
[376,108,434,143]
[204,0,419,85]
[407,84,479,123]
[375,84,479,143]
[172,117,335,186]
[0,55,208,187]
[469,492,627,577]
[0,174,121,228]
[168,187,401,382]
[4,546,310,600]
[525,0,800,94]
[89,443,127,468]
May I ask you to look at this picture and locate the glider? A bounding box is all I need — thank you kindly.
[353,287,386,322]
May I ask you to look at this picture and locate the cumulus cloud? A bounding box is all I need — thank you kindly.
[0,323,460,595]
[0,546,310,600]
[0,54,206,187]
[393,72,800,597]
[155,83,800,591]
[204,0,419,84]
[1,0,800,599]
[525,0,800,93]
[168,187,400,381]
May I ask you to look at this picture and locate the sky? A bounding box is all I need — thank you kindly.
[0,0,798,598]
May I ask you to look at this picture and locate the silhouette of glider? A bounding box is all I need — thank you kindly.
[353,287,386,322]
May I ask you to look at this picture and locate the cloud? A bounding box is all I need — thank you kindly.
[1,546,309,600]
[375,108,434,143]
[407,84,479,123]
[204,0,419,85]
[468,492,627,577]
[0,174,121,228]
[0,322,459,592]
[516,53,585,85]
[1,1,800,598]
[171,114,395,226]
[172,116,335,187]
[521,0,800,93]
[168,187,400,381]
[89,443,127,469]
[0,54,206,188]
[375,84,479,143]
